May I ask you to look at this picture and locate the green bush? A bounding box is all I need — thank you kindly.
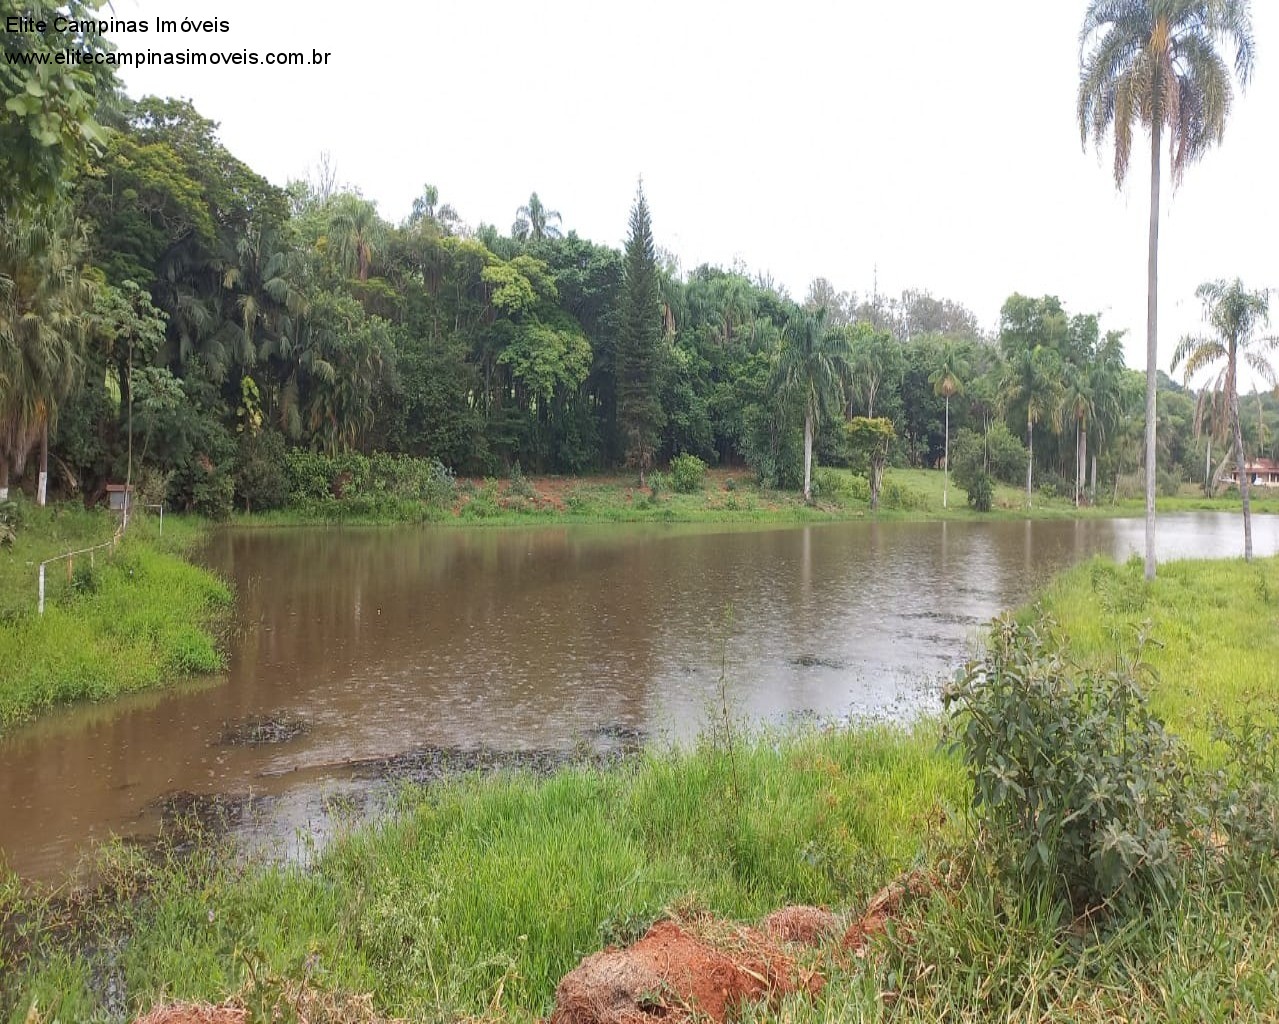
[880,479,927,510]
[508,461,535,500]
[669,453,707,494]
[944,616,1183,906]
[1158,466,1183,498]
[234,431,289,513]
[965,470,994,512]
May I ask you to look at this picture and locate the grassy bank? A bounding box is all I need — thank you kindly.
[226,466,1279,530]
[1030,554,1279,754]
[6,555,1279,1022]
[3,726,957,1021]
[0,501,231,730]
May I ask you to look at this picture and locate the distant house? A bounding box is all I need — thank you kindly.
[1220,458,1279,487]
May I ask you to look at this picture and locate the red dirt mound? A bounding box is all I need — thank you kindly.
[759,905,842,947]
[549,918,815,1024]
[132,1005,247,1024]
[842,871,934,956]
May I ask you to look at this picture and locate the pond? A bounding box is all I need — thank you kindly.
[2,512,1274,880]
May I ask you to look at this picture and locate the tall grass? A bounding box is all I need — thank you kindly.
[2,726,958,1022]
[0,502,230,729]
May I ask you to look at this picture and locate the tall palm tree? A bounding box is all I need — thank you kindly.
[1079,0,1255,579]
[1000,346,1062,509]
[1059,364,1095,507]
[772,307,851,502]
[0,211,95,503]
[929,341,967,509]
[512,193,563,242]
[1087,331,1129,501]
[1171,279,1276,561]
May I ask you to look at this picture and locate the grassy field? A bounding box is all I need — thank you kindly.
[0,500,231,730]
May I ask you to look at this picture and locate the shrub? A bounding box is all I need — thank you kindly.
[646,472,666,501]
[880,479,927,510]
[1158,466,1183,498]
[508,461,535,500]
[944,616,1183,906]
[965,470,994,512]
[669,453,707,494]
[234,431,289,513]
[191,467,234,520]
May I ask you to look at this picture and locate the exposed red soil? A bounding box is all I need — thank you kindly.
[759,905,843,947]
[550,918,815,1024]
[550,875,933,1024]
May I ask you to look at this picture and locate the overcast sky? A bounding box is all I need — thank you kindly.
[105,0,1279,385]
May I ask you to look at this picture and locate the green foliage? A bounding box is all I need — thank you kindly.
[233,430,289,513]
[945,616,1183,905]
[1157,466,1183,498]
[964,471,994,512]
[508,460,535,499]
[669,453,707,493]
[0,0,115,209]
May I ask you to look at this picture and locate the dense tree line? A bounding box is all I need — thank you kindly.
[1,18,1271,523]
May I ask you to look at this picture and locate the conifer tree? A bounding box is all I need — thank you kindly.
[615,182,665,484]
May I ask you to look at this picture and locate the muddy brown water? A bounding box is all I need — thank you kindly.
[3,513,1276,881]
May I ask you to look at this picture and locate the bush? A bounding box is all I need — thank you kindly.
[234,431,289,513]
[944,616,1183,906]
[669,453,707,494]
[508,461,535,500]
[811,468,848,501]
[965,470,994,512]
[952,424,1028,492]
[880,479,927,510]
[191,466,234,520]
[1158,466,1183,498]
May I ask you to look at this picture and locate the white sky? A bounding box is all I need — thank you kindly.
[105,0,1279,383]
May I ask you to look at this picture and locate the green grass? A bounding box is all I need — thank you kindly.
[2,726,958,1022]
[0,500,230,730]
[1026,554,1279,755]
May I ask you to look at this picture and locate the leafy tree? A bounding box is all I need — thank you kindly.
[1079,0,1256,578]
[1,0,115,209]
[846,322,902,419]
[846,417,895,510]
[929,340,968,508]
[615,183,665,484]
[773,308,851,502]
[1171,279,1276,561]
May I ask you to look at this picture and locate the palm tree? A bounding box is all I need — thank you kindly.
[329,196,382,281]
[929,341,967,509]
[1087,331,1129,501]
[512,193,562,242]
[0,211,95,503]
[999,346,1062,509]
[1059,365,1094,507]
[1079,0,1255,578]
[772,307,851,502]
[1171,279,1276,561]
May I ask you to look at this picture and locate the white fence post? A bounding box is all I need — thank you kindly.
[38,564,45,616]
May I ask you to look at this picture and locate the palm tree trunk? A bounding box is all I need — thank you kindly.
[943,395,949,510]
[0,456,8,502]
[1205,436,1212,495]
[1074,421,1082,508]
[1026,417,1034,509]
[802,411,814,502]
[1143,119,1162,580]
[1231,381,1253,561]
[37,419,48,506]
[1091,452,1098,504]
